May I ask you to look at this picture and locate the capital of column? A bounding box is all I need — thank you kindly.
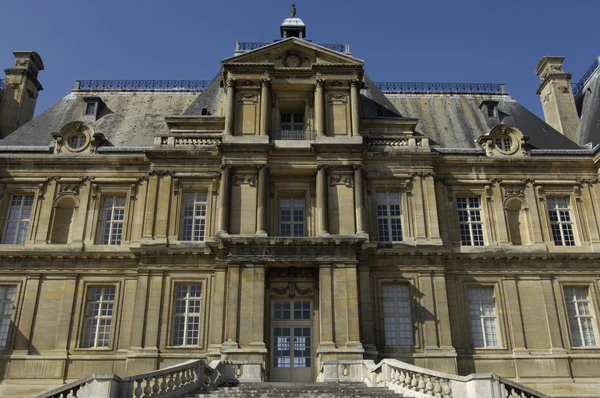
[349,79,360,88]
[316,164,329,173]
[315,78,325,89]
[257,164,269,172]
[260,77,270,87]
[221,164,233,171]
[226,78,235,88]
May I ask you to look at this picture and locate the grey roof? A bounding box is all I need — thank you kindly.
[384,91,580,149]
[576,73,600,146]
[0,91,199,147]
[182,73,224,116]
[0,71,582,151]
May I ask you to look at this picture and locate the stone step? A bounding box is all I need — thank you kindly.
[185,382,404,398]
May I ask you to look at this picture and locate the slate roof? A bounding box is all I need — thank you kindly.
[0,71,583,151]
[576,72,600,146]
[0,91,199,148]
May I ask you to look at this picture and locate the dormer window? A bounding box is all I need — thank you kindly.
[82,96,101,121]
[480,100,499,119]
[85,102,96,116]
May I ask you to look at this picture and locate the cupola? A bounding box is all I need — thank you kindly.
[280,4,306,39]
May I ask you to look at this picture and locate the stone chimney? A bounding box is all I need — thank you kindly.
[535,56,579,141]
[0,51,44,139]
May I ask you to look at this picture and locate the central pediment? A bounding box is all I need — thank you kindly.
[222,37,364,69]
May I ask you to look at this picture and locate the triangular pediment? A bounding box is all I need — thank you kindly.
[222,37,364,68]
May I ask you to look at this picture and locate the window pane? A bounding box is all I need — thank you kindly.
[3,195,34,244]
[180,192,208,242]
[377,192,402,242]
[382,284,412,346]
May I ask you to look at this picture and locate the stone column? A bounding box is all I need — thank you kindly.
[318,265,335,347]
[256,165,268,235]
[54,276,77,352]
[349,79,360,136]
[314,78,325,136]
[13,274,41,353]
[142,173,159,240]
[238,265,266,348]
[128,271,149,350]
[358,264,378,358]
[418,271,438,350]
[224,78,235,136]
[540,276,565,351]
[217,165,231,235]
[502,276,526,351]
[208,268,227,359]
[353,166,366,234]
[316,165,329,235]
[224,264,241,346]
[259,78,270,136]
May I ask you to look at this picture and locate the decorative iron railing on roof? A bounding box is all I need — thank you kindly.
[75,79,210,91]
[572,57,600,97]
[375,82,506,94]
[235,41,351,54]
[0,79,5,92]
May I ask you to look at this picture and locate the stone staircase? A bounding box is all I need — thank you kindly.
[185,382,403,397]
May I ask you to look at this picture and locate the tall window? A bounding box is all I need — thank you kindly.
[382,284,412,346]
[280,112,304,131]
[180,192,208,241]
[280,197,305,237]
[457,197,484,246]
[85,102,96,115]
[564,287,597,347]
[468,287,500,347]
[97,195,126,245]
[172,284,202,346]
[82,287,115,348]
[376,192,402,242]
[547,198,575,246]
[2,194,34,244]
[279,112,305,140]
[0,286,16,348]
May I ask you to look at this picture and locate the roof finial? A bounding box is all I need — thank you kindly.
[291,4,296,17]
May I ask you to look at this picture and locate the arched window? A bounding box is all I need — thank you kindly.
[50,196,77,244]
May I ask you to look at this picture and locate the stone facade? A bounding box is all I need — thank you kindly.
[1,15,600,398]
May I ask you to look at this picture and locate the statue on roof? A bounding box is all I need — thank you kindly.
[291,4,296,17]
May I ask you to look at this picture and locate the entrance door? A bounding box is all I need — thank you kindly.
[270,299,313,382]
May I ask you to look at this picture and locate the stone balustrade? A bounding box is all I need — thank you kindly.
[37,360,231,398]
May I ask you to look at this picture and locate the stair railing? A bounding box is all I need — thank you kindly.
[36,359,225,398]
[369,359,551,398]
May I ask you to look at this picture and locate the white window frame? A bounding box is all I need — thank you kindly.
[457,197,484,246]
[467,287,501,348]
[564,286,597,347]
[81,286,115,348]
[382,284,413,347]
[376,192,403,243]
[172,284,202,346]
[547,197,575,246]
[179,192,208,242]
[96,195,126,245]
[2,194,34,244]
[279,196,305,237]
[0,286,17,348]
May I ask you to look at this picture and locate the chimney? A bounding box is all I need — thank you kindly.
[535,56,579,141]
[0,51,44,139]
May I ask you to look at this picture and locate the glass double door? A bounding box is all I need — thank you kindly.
[270,299,313,382]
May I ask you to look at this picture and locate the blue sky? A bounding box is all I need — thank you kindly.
[1,0,598,118]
